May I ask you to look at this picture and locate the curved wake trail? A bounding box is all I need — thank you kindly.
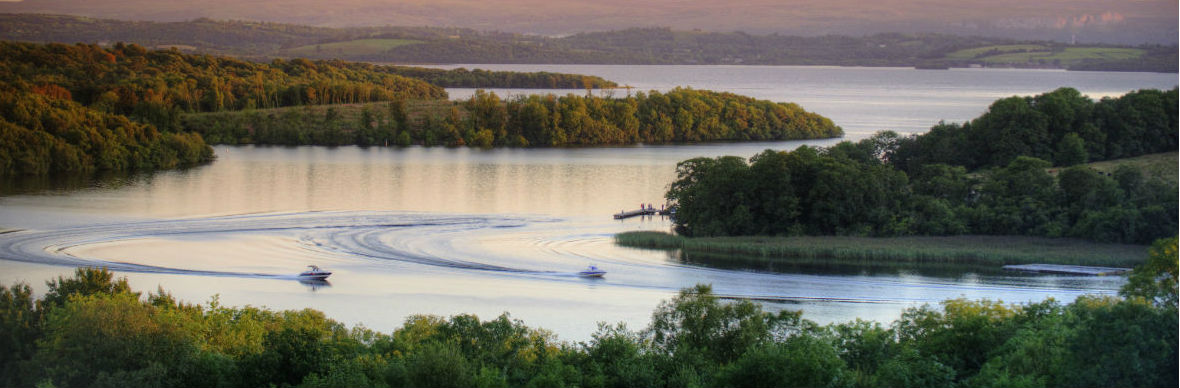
[0,210,1119,309]
[0,211,556,278]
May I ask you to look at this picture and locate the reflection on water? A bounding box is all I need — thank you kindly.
[299,279,332,291]
[0,170,149,197]
[2,65,1165,340]
[0,144,845,220]
[668,249,1018,278]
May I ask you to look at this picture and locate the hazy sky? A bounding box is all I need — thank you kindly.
[0,0,1175,43]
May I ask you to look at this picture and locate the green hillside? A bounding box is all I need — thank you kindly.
[947,44,1148,67]
[2,14,1175,72]
[283,38,423,57]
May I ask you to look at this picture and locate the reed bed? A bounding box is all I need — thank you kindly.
[615,231,1148,267]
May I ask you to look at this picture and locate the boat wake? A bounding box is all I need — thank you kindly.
[0,210,1119,312]
[0,211,563,278]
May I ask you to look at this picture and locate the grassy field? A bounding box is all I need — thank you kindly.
[1078,152,1178,186]
[984,47,1143,65]
[994,47,1141,66]
[1046,152,1178,186]
[283,39,423,57]
[944,45,1145,67]
[944,44,1047,60]
[616,231,1149,268]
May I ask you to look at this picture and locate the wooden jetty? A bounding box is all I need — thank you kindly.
[613,209,654,219]
[1002,264,1131,276]
[613,207,674,219]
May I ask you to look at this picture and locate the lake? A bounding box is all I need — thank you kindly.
[0,66,1173,341]
[428,64,1177,138]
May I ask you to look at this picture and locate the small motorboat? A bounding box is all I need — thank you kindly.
[578,265,606,278]
[298,265,332,280]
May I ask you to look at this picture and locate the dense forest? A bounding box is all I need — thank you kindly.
[2,14,1175,72]
[0,41,446,131]
[0,40,841,169]
[373,66,616,89]
[184,88,844,147]
[891,88,1178,171]
[667,88,1177,244]
[0,247,1174,388]
[0,85,212,176]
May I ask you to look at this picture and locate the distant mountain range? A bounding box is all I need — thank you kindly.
[0,0,1175,45]
[1,14,1174,72]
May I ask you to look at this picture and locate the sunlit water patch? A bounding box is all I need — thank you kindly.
[0,210,1124,340]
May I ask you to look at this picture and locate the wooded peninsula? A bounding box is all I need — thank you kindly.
[645,88,1177,248]
[183,89,843,147]
[0,41,842,175]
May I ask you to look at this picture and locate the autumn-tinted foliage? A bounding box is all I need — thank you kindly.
[497,88,843,146]
[184,88,844,147]
[0,41,446,130]
[0,85,213,175]
[0,41,455,175]
[376,66,618,89]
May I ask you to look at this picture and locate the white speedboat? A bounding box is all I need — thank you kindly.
[578,265,606,278]
[298,265,332,280]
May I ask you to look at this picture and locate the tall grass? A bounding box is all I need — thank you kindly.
[616,231,1148,267]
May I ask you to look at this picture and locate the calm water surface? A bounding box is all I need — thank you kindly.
[2,66,1170,341]
[432,64,1178,138]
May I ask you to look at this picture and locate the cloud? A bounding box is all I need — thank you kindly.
[1058,12,1126,29]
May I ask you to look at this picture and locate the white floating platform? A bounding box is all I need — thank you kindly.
[1002,264,1131,276]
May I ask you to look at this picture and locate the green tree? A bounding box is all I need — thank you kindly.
[406,341,474,388]
[0,283,39,386]
[969,96,1051,167]
[1060,296,1179,388]
[1121,237,1179,308]
[714,338,851,388]
[1054,132,1087,166]
[41,267,135,308]
[871,347,955,388]
[582,323,664,388]
[665,156,754,236]
[644,284,807,365]
[30,292,208,388]
[893,299,1019,382]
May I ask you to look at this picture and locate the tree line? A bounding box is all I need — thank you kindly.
[183,88,844,147]
[374,66,617,89]
[891,87,1178,171]
[0,84,213,176]
[667,88,1177,244]
[0,243,1174,388]
[0,41,629,172]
